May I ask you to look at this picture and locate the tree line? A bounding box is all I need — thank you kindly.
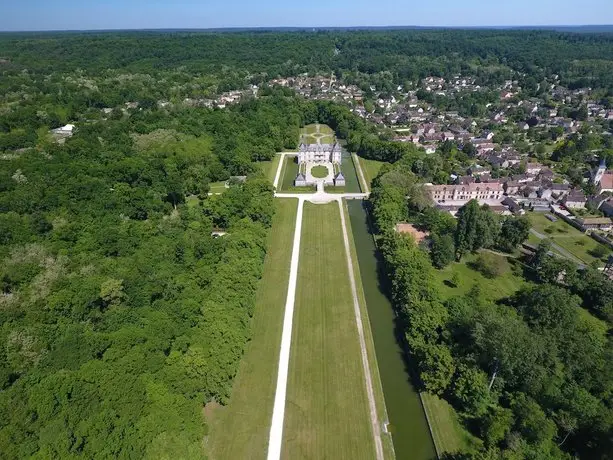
[368,160,613,459]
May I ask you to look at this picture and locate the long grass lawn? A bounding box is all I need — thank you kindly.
[331,152,362,193]
[209,181,227,193]
[207,199,298,460]
[359,157,387,185]
[527,213,610,265]
[279,156,314,193]
[432,252,527,303]
[421,393,481,456]
[282,202,375,460]
[258,155,281,183]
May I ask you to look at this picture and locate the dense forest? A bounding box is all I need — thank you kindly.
[368,158,613,459]
[0,91,305,457]
[2,29,613,458]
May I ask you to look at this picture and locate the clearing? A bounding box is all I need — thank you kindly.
[207,199,298,460]
[526,213,610,266]
[282,202,376,459]
[358,157,387,186]
[432,251,527,303]
[258,155,282,183]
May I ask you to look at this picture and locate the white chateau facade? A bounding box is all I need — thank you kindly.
[297,143,342,164]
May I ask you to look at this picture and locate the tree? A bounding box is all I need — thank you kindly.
[417,344,455,395]
[451,363,491,417]
[431,233,455,269]
[455,200,499,260]
[481,406,514,447]
[472,253,509,279]
[497,217,530,252]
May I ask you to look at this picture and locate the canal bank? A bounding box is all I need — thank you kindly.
[347,200,437,460]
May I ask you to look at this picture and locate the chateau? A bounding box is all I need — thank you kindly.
[297,143,342,164]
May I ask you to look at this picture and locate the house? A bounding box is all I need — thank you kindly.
[550,183,570,198]
[297,143,342,164]
[598,173,613,193]
[294,173,307,187]
[577,217,613,231]
[526,162,544,175]
[601,199,613,217]
[563,190,587,209]
[334,172,345,187]
[502,196,521,213]
[504,181,522,196]
[467,165,491,176]
[425,182,504,205]
[51,124,75,136]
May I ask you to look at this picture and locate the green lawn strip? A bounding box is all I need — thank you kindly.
[340,152,362,193]
[279,155,314,193]
[526,213,609,266]
[342,200,396,459]
[432,252,527,303]
[258,155,281,183]
[207,199,298,460]
[282,202,375,460]
[359,157,387,186]
[209,181,227,193]
[421,393,481,456]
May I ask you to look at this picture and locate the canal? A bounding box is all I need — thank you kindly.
[347,200,437,460]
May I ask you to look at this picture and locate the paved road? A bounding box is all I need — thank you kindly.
[267,199,304,460]
[529,228,585,265]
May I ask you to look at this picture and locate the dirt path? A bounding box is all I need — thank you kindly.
[337,199,385,460]
[353,153,369,193]
[267,199,304,460]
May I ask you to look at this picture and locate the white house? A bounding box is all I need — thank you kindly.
[297,143,342,164]
[51,124,75,136]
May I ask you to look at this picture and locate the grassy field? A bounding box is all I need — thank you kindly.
[300,124,336,145]
[359,157,387,186]
[337,152,362,193]
[432,252,527,303]
[421,393,481,456]
[279,155,314,193]
[282,202,376,459]
[209,181,227,194]
[341,201,396,460]
[258,155,281,183]
[206,199,298,460]
[526,213,610,266]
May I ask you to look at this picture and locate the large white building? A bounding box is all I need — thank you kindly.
[297,143,342,164]
[425,182,504,204]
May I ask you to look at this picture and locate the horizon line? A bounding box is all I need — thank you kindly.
[1,24,613,34]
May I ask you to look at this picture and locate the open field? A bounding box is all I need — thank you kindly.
[258,155,281,183]
[359,157,387,186]
[526,213,610,266]
[421,393,481,456]
[432,251,527,302]
[279,155,315,193]
[342,200,396,460]
[282,202,376,459]
[207,199,298,460]
[334,152,362,193]
[209,181,227,194]
[300,124,336,145]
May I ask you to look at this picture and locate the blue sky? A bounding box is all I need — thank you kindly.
[1,0,612,31]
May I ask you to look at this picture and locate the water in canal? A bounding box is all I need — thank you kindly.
[347,200,437,460]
